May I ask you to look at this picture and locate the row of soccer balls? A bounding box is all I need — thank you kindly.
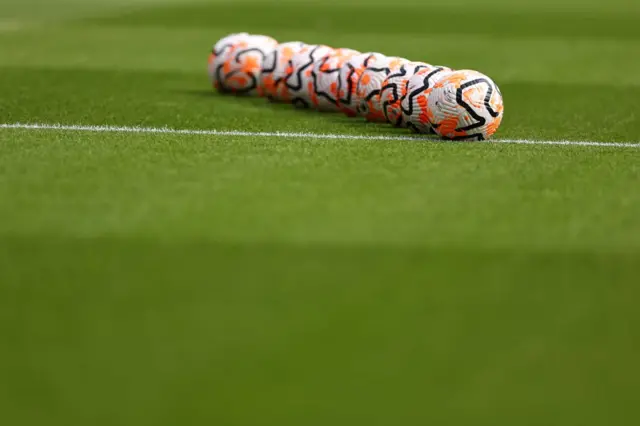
[208,33,504,141]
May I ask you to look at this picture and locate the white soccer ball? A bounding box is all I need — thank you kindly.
[400,65,452,133]
[336,52,387,117]
[284,44,335,108]
[259,41,307,101]
[209,34,278,95]
[208,33,250,90]
[310,48,360,112]
[427,70,504,140]
[379,61,431,127]
[210,32,250,61]
[354,56,408,122]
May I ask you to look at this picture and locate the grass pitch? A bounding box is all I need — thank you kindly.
[1,1,639,425]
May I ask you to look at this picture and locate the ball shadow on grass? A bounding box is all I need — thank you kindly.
[180,89,440,141]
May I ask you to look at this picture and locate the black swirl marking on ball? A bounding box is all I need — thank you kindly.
[234,47,267,63]
[213,49,260,94]
[283,58,298,89]
[311,55,343,106]
[261,50,278,74]
[216,47,265,94]
[284,50,315,91]
[385,65,408,82]
[337,62,359,106]
[261,44,303,78]
[338,64,356,105]
[485,88,500,118]
[338,54,377,106]
[400,67,447,117]
[214,64,224,91]
[213,42,235,57]
[260,48,294,96]
[462,78,500,118]
[381,65,425,126]
[363,89,381,102]
[380,66,408,122]
[217,70,258,94]
[211,42,236,90]
[364,66,392,74]
[412,64,430,74]
[284,46,328,92]
[454,78,499,132]
[357,65,394,101]
[397,64,429,104]
[362,54,376,68]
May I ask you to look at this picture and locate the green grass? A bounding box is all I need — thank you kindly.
[1,1,639,425]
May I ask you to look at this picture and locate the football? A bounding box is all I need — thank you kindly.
[379,61,431,127]
[207,33,250,90]
[207,33,505,140]
[284,44,335,108]
[209,34,278,95]
[400,65,452,133]
[336,52,387,117]
[310,48,360,112]
[354,56,408,123]
[259,41,307,101]
[426,69,504,140]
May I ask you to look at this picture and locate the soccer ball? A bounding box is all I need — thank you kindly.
[354,56,408,122]
[379,61,431,127]
[336,52,387,117]
[400,65,452,133]
[310,48,360,112]
[209,34,278,95]
[284,44,335,108]
[209,32,250,62]
[259,41,307,101]
[208,33,250,90]
[427,70,504,140]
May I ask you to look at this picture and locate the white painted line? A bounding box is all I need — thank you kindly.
[0,122,638,148]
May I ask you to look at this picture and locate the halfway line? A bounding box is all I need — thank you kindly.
[1,122,638,148]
